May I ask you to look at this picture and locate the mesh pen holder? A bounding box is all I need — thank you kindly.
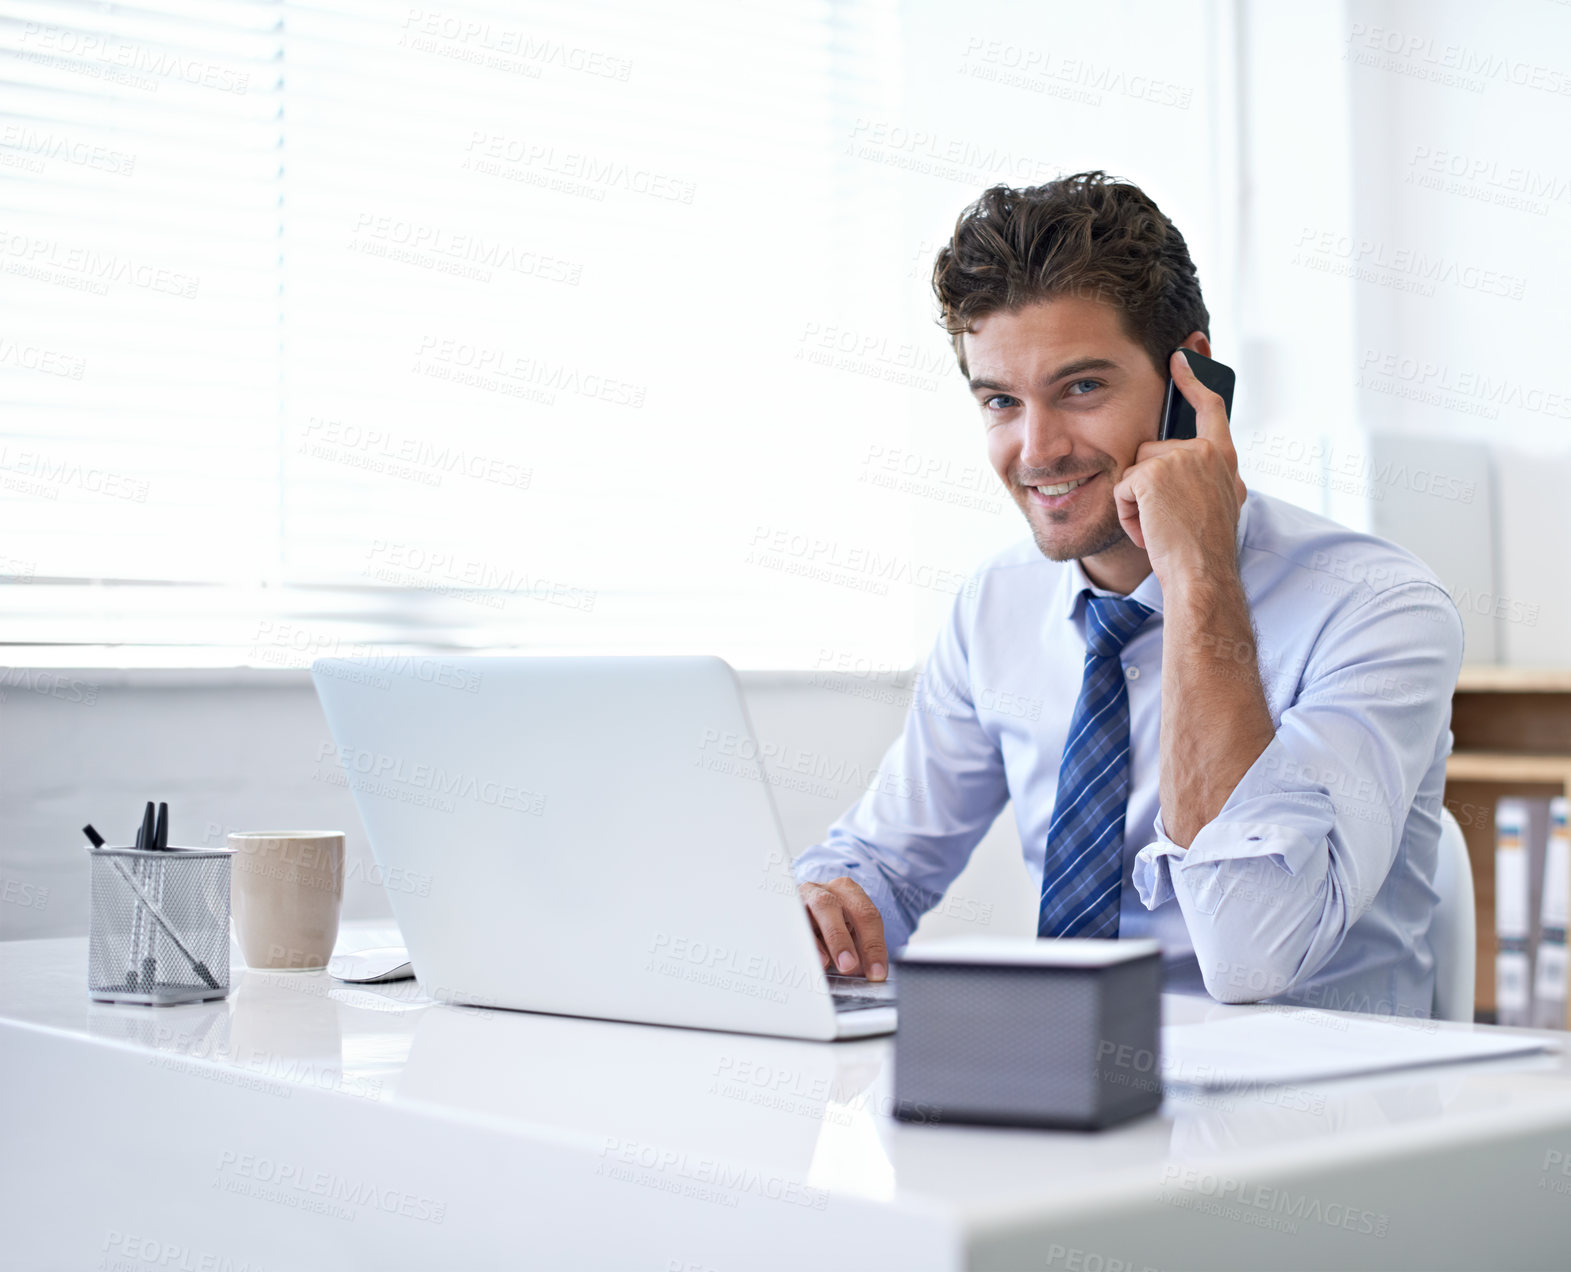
[88,845,234,1005]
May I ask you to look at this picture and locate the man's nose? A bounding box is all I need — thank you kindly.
[1019,406,1073,472]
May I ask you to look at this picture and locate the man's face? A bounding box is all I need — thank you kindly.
[964,295,1171,566]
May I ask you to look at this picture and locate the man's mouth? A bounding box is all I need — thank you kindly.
[1025,473,1098,508]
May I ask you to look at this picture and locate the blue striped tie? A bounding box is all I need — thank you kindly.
[1037,593,1153,940]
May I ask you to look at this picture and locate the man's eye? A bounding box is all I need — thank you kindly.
[1067,379,1102,396]
[982,394,1017,410]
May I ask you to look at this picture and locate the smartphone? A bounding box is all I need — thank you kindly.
[1158,349,1236,441]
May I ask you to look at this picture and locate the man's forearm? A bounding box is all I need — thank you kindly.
[1159,565,1276,846]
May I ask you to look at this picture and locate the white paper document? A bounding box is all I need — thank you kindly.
[1161,1010,1558,1090]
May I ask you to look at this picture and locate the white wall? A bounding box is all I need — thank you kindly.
[1238,0,1571,664]
[0,669,1034,946]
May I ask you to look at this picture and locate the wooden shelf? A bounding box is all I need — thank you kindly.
[1457,665,1571,693]
[1446,670,1571,1026]
[1446,752,1571,784]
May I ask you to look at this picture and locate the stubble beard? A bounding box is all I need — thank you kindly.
[1018,488,1130,563]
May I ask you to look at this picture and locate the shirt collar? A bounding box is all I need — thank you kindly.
[1055,490,1255,622]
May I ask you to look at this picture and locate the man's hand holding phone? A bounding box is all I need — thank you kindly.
[799,877,889,982]
[1121,347,1275,848]
[1113,348,1247,584]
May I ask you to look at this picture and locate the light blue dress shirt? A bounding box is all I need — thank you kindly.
[792,490,1466,1017]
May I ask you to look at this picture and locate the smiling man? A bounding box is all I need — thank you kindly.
[793,171,1465,1016]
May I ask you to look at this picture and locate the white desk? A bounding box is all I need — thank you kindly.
[4,921,1571,1272]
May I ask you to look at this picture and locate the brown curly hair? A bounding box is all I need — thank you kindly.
[931,171,1210,381]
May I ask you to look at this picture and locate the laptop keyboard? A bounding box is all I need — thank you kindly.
[831,993,893,1013]
[826,971,897,1013]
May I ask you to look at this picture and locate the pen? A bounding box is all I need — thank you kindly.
[134,801,156,989]
[127,808,147,989]
[151,802,169,988]
[87,821,144,990]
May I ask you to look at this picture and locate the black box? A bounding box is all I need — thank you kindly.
[892,937,1163,1130]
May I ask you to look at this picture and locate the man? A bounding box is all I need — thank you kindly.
[793,171,1465,1017]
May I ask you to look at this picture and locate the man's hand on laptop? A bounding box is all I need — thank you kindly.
[799,878,889,982]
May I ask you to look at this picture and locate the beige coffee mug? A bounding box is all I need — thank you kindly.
[229,831,345,971]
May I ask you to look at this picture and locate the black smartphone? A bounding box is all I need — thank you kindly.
[1158,349,1236,441]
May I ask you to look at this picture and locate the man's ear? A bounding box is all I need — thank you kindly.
[1182,331,1213,360]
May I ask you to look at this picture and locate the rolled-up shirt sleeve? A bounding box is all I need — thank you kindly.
[792,576,1011,952]
[1132,579,1465,1004]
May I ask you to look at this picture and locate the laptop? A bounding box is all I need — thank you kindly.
[311,654,896,1040]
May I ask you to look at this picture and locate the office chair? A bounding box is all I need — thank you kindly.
[1429,805,1476,1023]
